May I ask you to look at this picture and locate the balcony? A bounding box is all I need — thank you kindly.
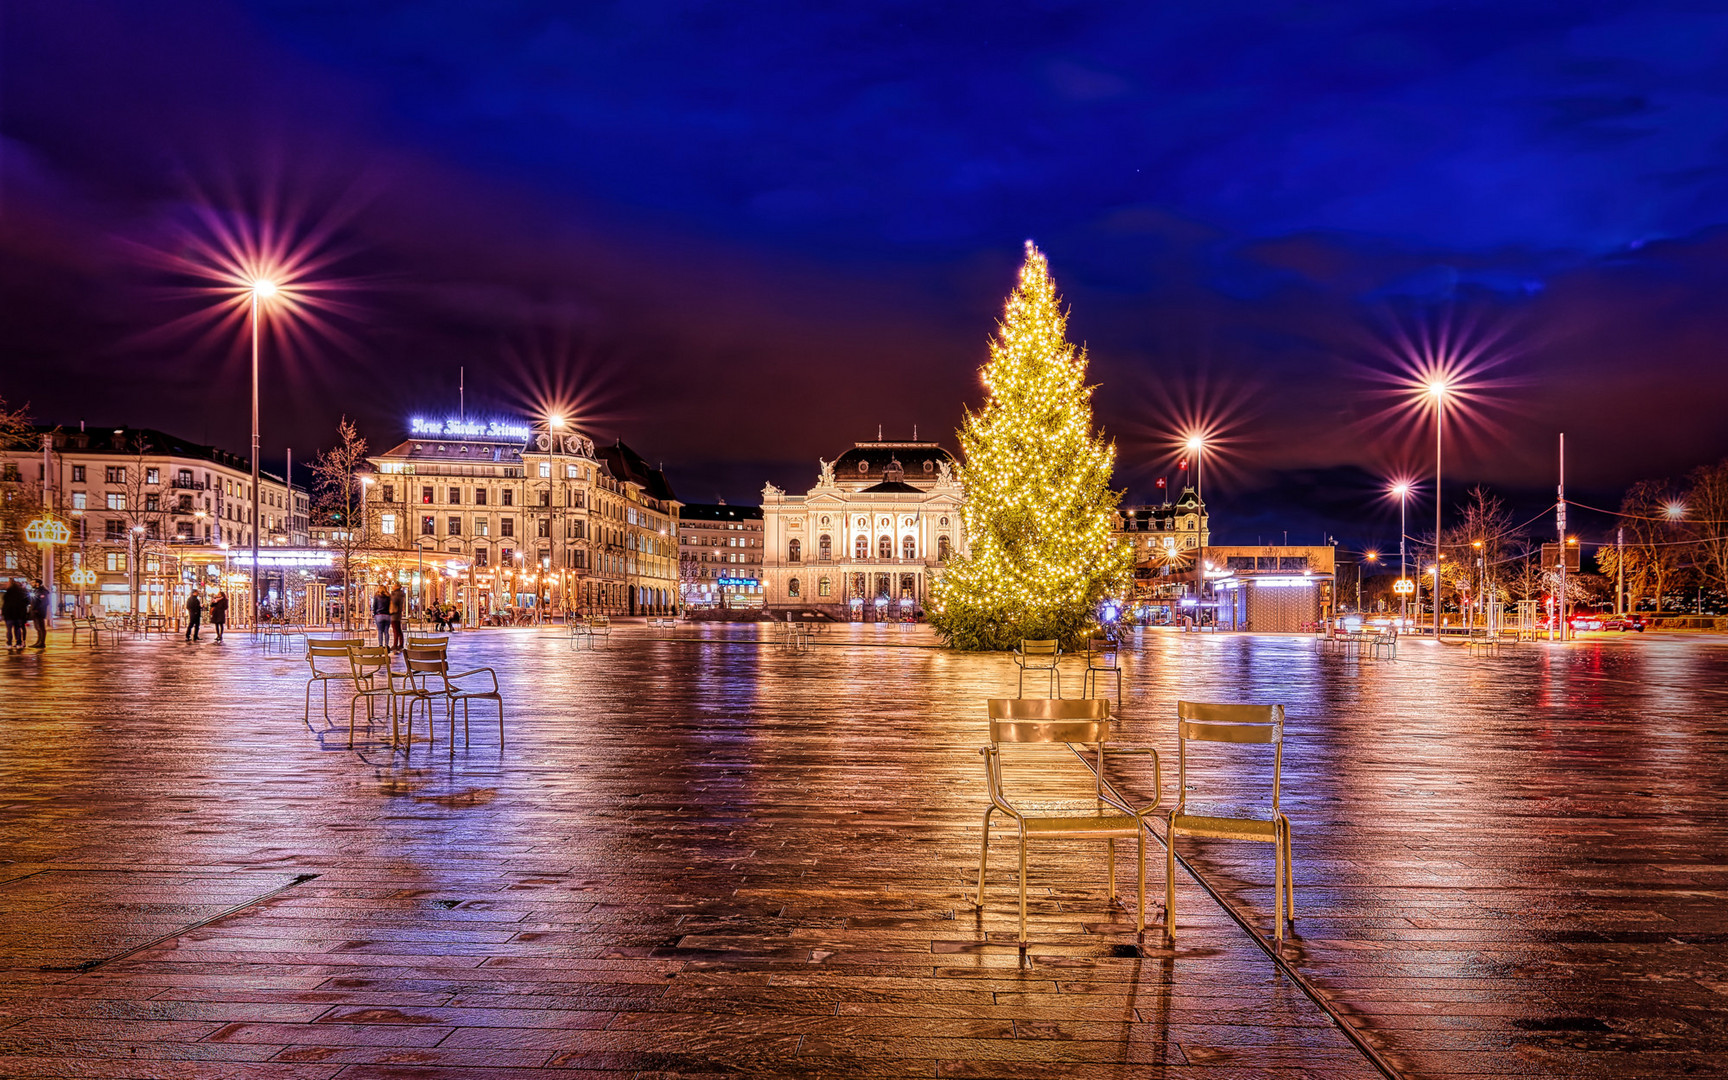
[171,479,206,491]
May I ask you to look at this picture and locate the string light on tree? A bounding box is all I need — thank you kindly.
[929,241,1131,650]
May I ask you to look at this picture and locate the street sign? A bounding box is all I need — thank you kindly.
[1392,578,1415,595]
[23,517,71,546]
[1541,542,1581,573]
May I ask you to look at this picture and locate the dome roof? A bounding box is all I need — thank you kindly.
[830,441,955,489]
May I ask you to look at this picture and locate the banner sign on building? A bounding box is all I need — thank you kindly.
[410,417,533,440]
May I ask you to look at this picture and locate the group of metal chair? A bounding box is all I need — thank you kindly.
[976,692,1295,948]
[568,615,612,649]
[304,634,504,753]
[1011,637,1121,701]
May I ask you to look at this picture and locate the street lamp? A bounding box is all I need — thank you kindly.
[247,277,277,633]
[1185,434,1206,621]
[549,414,565,618]
[1389,481,1412,625]
[1426,379,1449,638]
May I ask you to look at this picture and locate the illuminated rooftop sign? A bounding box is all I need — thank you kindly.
[409,417,533,441]
[225,550,335,568]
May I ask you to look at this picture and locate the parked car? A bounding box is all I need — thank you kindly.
[1601,615,1647,632]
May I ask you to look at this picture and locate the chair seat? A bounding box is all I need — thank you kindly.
[1170,811,1279,841]
[1005,800,1142,838]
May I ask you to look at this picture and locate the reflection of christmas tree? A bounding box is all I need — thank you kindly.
[931,242,1131,651]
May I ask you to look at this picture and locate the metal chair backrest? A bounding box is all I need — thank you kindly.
[987,697,1112,745]
[1175,701,1284,815]
[307,640,353,675]
[403,646,448,678]
[406,635,448,651]
[1018,639,1059,658]
[1087,637,1119,665]
[349,645,392,679]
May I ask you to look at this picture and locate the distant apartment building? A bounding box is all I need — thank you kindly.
[0,425,306,615]
[1115,486,1210,602]
[678,502,763,610]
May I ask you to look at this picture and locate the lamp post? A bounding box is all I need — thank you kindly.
[1426,380,1448,638]
[1390,482,1412,625]
[248,278,276,633]
[1186,435,1206,624]
[549,415,565,618]
[1360,551,1377,613]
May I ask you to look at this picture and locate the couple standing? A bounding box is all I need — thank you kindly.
[185,590,229,642]
[373,582,406,649]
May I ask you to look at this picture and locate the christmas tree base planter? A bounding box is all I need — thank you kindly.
[930,242,1131,652]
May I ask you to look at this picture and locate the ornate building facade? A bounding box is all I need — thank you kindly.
[678,502,764,610]
[760,440,964,620]
[1115,486,1210,602]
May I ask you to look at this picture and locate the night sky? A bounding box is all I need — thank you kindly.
[6,2,1728,549]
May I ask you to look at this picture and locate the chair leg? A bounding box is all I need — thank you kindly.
[1136,829,1146,933]
[975,807,993,908]
[496,701,504,745]
[1017,826,1029,945]
[1164,826,1177,943]
[1273,822,1285,946]
[1282,817,1296,923]
[1107,836,1116,902]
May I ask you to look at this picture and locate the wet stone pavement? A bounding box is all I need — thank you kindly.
[0,624,1724,1079]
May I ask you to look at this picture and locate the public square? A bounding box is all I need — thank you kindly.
[2,625,1724,1079]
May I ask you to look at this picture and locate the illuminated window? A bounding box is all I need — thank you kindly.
[878,535,892,559]
[855,536,868,559]
[105,552,126,572]
[106,493,125,511]
[788,539,801,563]
[788,577,801,598]
[938,536,950,561]
[421,515,435,536]
[818,577,831,597]
[146,468,159,485]
[72,492,86,510]
[539,463,551,478]
[902,536,915,560]
[448,516,461,535]
[380,513,397,535]
[818,534,831,559]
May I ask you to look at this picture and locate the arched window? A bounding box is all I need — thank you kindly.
[902,535,916,560]
[788,577,801,598]
[818,577,831,597]
[878,535,893,559]
[818,534,832,560]
[855,535,869,559]
[788,538,801,563]
[938,535,951,561]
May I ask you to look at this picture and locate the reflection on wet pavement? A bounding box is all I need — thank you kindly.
[1,623,1722,1077]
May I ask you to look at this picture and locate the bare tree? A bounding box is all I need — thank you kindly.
[1687,458,1728,601]
[1617,479,1689,613]
[0,397,44,586]
[310,418,376,629]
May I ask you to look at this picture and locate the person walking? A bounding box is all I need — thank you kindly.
[372,585,392,648]
[185,590,203,642]
[390,582,407,651]
[210,590,229,643]
[28,580,49,649]
[3,578,28,650]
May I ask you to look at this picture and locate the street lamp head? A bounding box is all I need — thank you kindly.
[1664,501,1686,520]
[549,415,566,430]
[1390,481,1412,500]
[1426,378,1449,400]
[1184,435,1204,452]
[250,278,278,299]
[1365,551,1379,562]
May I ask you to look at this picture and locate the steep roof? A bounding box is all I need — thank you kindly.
[829,441,955,489]
[35,425,299,488]
[597,439,677,502]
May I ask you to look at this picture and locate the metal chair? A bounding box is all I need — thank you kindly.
[1081,637,1121,706]
[397,646,450,748]
[1013,639,1061,698]
[405,634,448,653]
[402,648,504,751]
[304,640,360,724]
[976,697,1161,944]
[346,645,396,748]
[1369,627,1399,659]
[1164,701,1295,945]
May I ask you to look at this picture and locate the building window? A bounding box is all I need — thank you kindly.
[106,493,126,511]
[421,515,435,536]
[574,550,586,569]
[72,492,86,510]
[144,494,160,512]
[449,487,461,504]
[938,535,951,562]
[537,517,550,538]
[105,466,125,484]
[146,468,159,485]
[448,516,461,535]
[381,484,394,503]
[939,516,949,526]
[72,465,86,483]
[539,462,551,478]
[788,538,801,563]
[475,489,487,506]
[476,548,489,568]
[902,536,916,560]
[381,513,397,535]
[177,522,194,538]
[105,551,126,571]
[818,576,831,597]
[105,520,126,540]
[855,536,868,559]
[421,486,434,504]
[923,460,933,473]
[788,577,801,598]
[878,535,892,559]
[818,534,831,559]
[501,517,514,537]
[501,489,514,506]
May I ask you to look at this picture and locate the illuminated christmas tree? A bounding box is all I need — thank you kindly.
[931,241,1131,651]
